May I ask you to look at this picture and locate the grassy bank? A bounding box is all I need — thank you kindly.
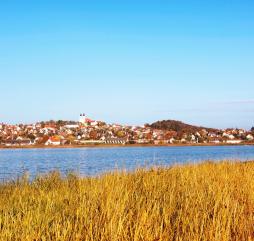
[0,161,254,240]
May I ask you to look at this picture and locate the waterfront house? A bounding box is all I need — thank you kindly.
[226,140,243,144]
[169,137,176,144]
[18,138,33,146]
[45,136,61,145]
[104,138,127,145]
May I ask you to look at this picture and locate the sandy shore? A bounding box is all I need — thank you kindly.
[0,142,253,149]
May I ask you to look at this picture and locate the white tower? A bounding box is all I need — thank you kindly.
[79,113,86,124]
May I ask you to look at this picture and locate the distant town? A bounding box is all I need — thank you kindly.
[0,114,253,147]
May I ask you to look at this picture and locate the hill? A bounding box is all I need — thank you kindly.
[149,120,218,133]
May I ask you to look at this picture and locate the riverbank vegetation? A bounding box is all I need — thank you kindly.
[0,161,254,240]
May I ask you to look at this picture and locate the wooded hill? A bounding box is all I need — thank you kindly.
[149,120,218,134]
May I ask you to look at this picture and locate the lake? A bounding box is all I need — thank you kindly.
[0,145,254,181]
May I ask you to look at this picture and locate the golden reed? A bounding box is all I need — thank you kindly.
[0,161,253,240]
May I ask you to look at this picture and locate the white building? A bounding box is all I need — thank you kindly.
[226,140,242,144]
[64,124,79,129]
[79,113,86,124]
[246,134,254,141]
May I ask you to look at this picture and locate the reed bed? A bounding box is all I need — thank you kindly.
[0,161,254,240]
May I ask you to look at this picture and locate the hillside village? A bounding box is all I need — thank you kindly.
[0,114,253,147]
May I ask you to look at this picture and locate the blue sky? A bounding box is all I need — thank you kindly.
[0,0,253,129]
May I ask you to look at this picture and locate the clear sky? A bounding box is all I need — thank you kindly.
[0,0,253,129]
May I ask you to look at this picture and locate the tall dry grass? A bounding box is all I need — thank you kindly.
[0,161,254,240]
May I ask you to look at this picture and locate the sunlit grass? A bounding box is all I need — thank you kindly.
[0,161,254,240]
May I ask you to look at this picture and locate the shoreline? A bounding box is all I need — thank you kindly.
[0,142,253,150]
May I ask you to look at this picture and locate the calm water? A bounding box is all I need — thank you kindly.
[0,145,254,181]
